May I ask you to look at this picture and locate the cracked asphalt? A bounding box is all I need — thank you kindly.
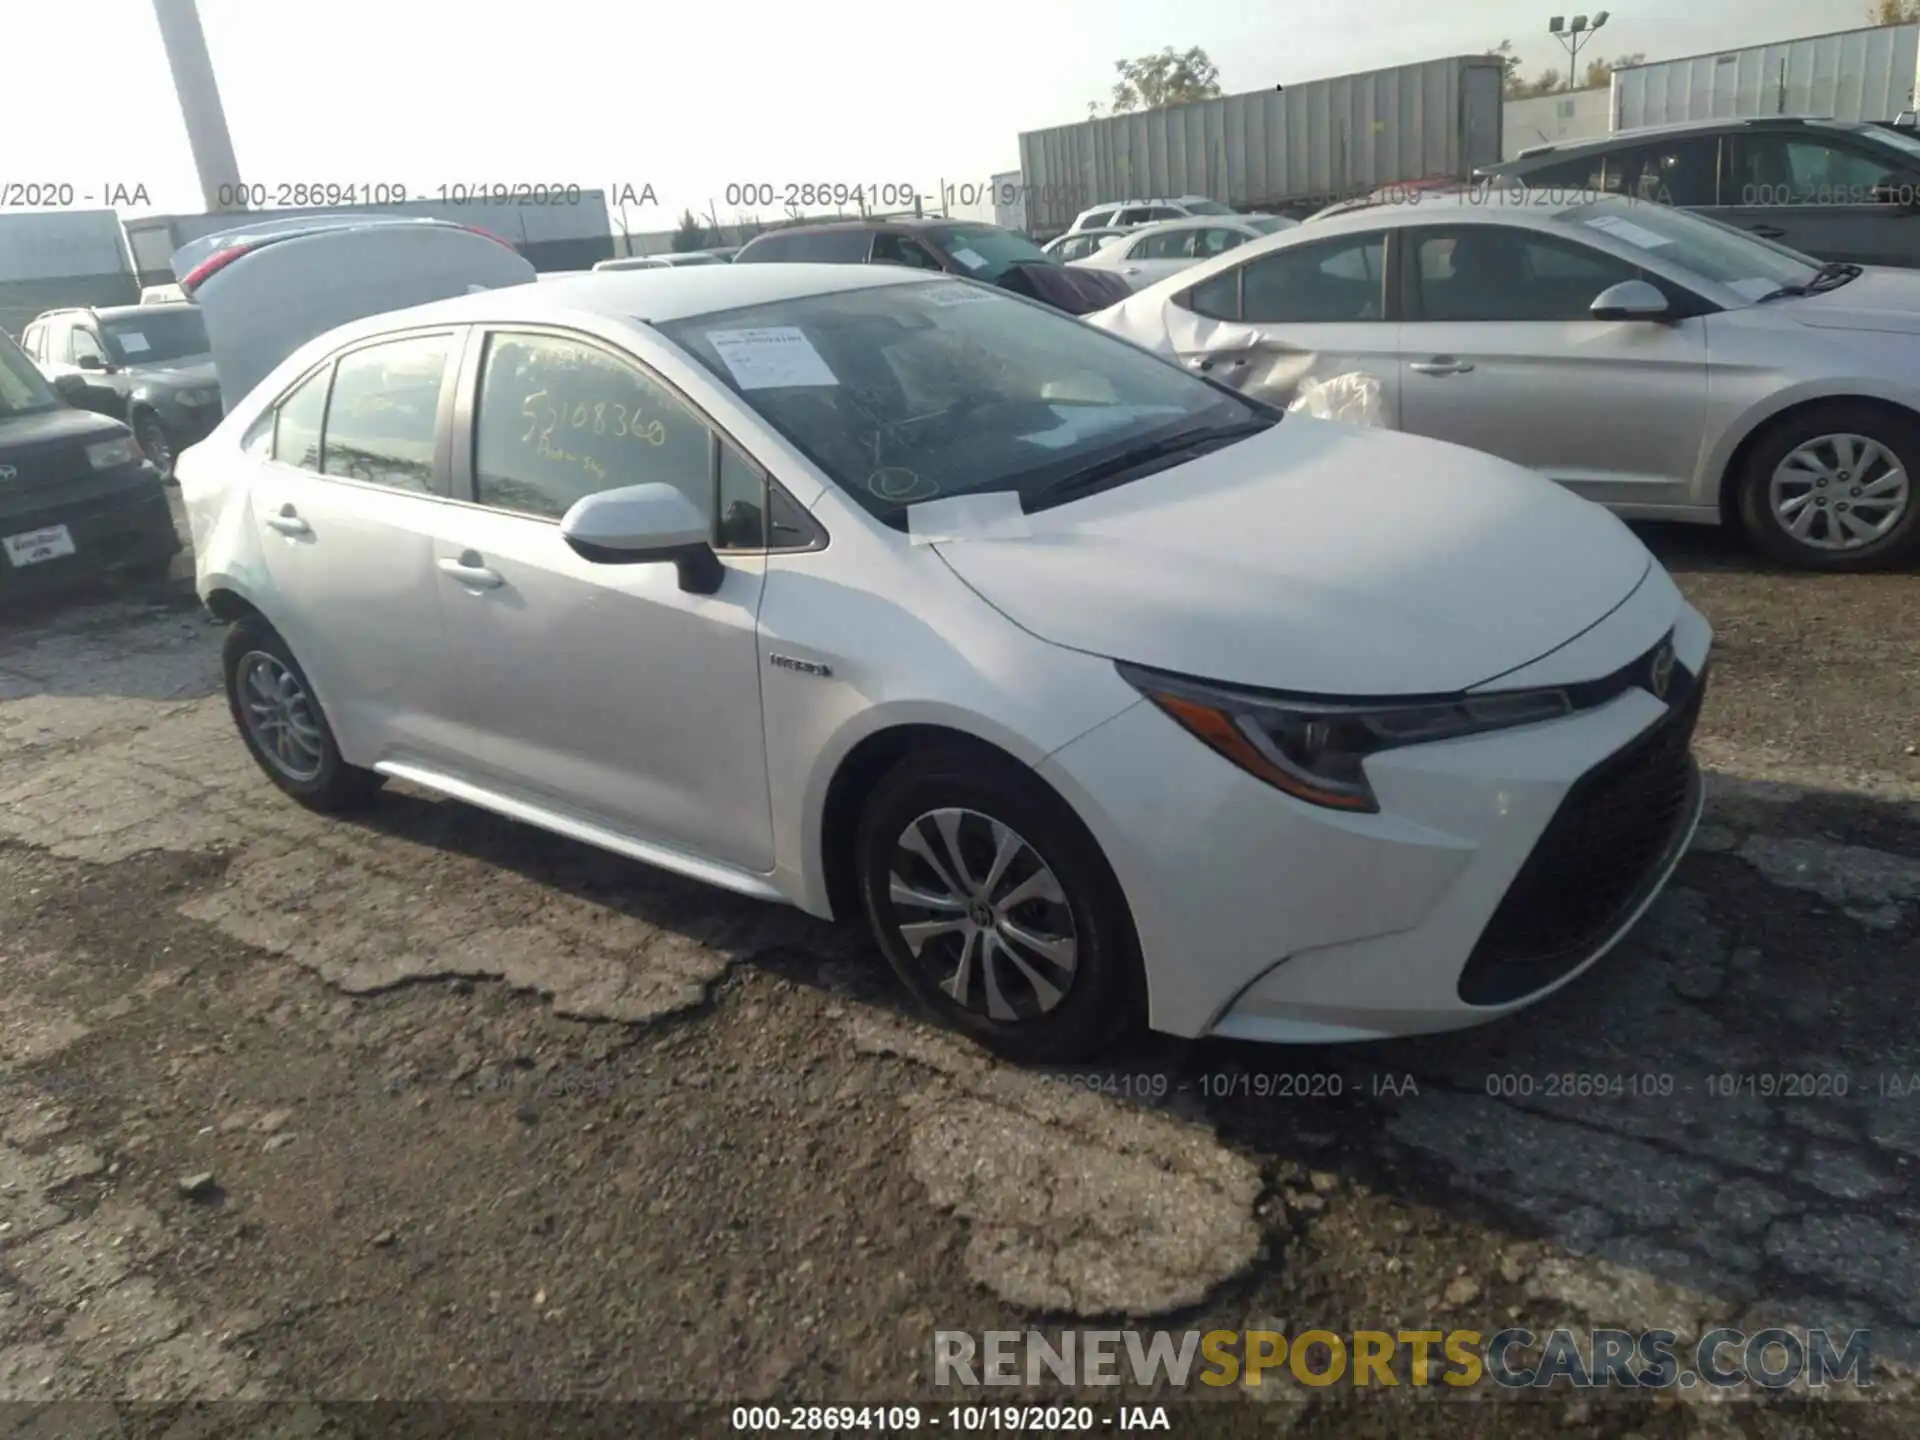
[0,505,1917,1437]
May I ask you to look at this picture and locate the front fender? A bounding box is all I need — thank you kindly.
[1701,372,1920,496]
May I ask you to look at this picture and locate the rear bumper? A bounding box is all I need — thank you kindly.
[0,473,181,593]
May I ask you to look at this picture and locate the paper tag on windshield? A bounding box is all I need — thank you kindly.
[907,491,1032,545]
[117,332,151,354]
[923,283,996,306]
[705,327,838,389]
[950,247,988,271]
[1584,214,1672,249]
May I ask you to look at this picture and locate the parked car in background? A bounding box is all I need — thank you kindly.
[1066,196,1242,234]
[20,304,220,479]
[140,283,187,305]
[1044,228,1130,262]
[733,218,1131,314]
[1479,117,1920,270]
[1070,215,1300,290]
[593,251,733,271]
[1,326,180,596]
[1089,191,1920,570]
[177,257,1709,1062]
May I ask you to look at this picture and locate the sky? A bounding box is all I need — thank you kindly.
[5,0,1889,234]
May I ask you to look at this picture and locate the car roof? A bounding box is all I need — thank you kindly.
[1497,114,1872,164]
[1284,188,1610,237]
[95,303,197,321]
[336,263,943,331]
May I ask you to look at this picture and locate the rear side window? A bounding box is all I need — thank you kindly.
[321,334,450,495]
[1079,209,1119,229]
[272,365,331,471]
[740,230,873,263]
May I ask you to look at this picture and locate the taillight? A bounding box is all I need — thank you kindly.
[459,225,517,251]
[180,244,252,293]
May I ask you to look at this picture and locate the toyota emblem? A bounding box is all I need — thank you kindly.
[1648,643,1677,700]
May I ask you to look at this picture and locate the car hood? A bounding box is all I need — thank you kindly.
[995,261,1132,314]
[129,358,219,389]
[1785,268,1920,335]
[932,422,1654,696]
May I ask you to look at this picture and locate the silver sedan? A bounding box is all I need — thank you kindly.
[1088,191,1920,570]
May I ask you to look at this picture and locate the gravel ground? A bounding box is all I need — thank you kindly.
[0,500,1916,1438]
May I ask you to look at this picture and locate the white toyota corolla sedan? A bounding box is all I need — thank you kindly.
[179,261,1711,1063]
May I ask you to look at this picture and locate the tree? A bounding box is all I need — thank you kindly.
[1493,41,1563,99]
[1584,52,1647,89]
[671,209,709,252]
[1489,40,1522,93]
[1872,1,1920,23]
[1109,46,1222,114]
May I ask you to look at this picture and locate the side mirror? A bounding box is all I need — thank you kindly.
[52,373,90,403]
[1590,279,1671,323]
[559,482,723,594]
[76,353,106,371]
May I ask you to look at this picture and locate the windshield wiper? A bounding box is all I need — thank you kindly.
[1026,420,1274,511]
[1755,261,1863,303]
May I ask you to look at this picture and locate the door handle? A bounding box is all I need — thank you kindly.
[265,505,310,537]
[1411,358,1475,376]
[1748,224,1787,238]
[437,552,504,590]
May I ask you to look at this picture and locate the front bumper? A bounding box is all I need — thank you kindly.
[0,470,182,594]
[1037,598,1713,1043]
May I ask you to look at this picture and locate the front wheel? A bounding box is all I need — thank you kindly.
[1735,404,1919,570]
[855,745,1143,1064]
[131,411,176,481]
[222,618,384,812]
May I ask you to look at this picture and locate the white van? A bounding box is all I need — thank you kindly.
[173,215,535,408]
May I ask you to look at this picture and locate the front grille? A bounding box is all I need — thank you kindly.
[1458,672,1706,1006]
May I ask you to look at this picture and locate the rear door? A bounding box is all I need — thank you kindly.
[1118,228,1203,287]
[1714,129,1920,267]
[237,328,470,767]
[1395,223,1709,512]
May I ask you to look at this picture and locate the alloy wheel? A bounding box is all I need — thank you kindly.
[1768,432,1909,551]
[134,414,173,475]
[886,807,1078,1022]
[236,651,326,782]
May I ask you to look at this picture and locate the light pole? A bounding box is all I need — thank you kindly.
[1548,12,1609,93]
[151,0,245,211]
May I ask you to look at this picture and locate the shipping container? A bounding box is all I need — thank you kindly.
[1017,55,1504,236]
[0,210,138,337]
[122,190,619,285]
[1611,23,1920,132]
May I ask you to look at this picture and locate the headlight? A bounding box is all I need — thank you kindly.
[1117,662,1573,813]
[176,387,218,407]
[86,436,142,470]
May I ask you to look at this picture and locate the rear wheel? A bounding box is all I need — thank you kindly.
[222,617,383,812]
[855,745,1142,1064]
[1735,403,1919,570]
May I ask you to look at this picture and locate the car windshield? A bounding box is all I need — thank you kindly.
[1552,199,1819,300]
[923,224,1053,280]
[99,308,210,365]
[0,332,60,417]
[1181,199,1238,216]
[659,279,1273,526]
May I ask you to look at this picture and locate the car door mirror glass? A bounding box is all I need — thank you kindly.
[1590,279,1669,322]
[559,482,724,593]
[76,353,105,371]
[52,373,90,402]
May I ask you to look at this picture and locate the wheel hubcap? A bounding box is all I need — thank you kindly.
[136,417,172,471]
[886,808,1078,1023]
[1769,432,1908,551]
[236,651,326,782]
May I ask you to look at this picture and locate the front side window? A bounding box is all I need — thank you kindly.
[0,332,59,417]
[1732,133,1909,205]
[1115,207,1155,226]
[68,328,107,366]
[871,233,943,270]
[1551,199,1817,298]
[1200,227,1248,257]
[273,365,331,471]
[320,334,449,494]
[658,279,1272,528]
[473,331,712,522]
[1080,209,1119,229]
[1410,226,1639,322]
[20,324,44,360]
[1132,230,1195,260]
[1237,233,1387,323]
[1515,154,1606,191]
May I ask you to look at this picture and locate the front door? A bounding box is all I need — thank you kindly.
[1711,130,1920,269]
[1395,223,1709,513]
[431,327,774,872]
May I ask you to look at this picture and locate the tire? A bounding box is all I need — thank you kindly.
[855,744,1143,1064]
[221,618,384,812]
[1735,402,1920,571]
[131,410,176,481]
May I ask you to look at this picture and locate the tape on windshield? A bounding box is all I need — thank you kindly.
[906,491,1032,546]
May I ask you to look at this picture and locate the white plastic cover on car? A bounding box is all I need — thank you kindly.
[1285,371,1386,427]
